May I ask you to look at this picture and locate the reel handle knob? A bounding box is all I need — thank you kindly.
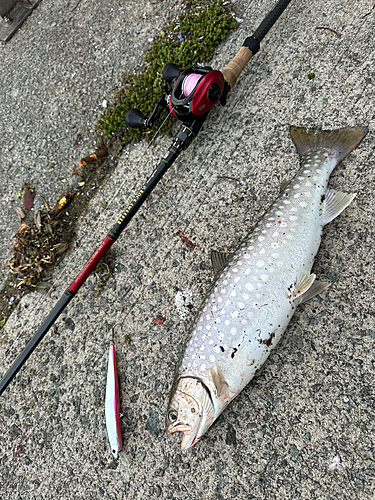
[126,108,147,128]
[162,63,182,84]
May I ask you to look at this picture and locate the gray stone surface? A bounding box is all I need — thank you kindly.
[0,0,176,287]
[0,0,375,499]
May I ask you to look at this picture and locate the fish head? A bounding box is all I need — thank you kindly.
[166,377,215,450]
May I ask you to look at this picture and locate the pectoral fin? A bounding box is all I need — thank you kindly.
[290,270,316,299]
[323,189,356,225]
[210,366,229,397]
[290,270,330,305]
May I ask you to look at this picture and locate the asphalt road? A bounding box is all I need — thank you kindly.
[0,1,374,499]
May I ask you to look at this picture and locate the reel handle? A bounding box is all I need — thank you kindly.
[126,108,147,128]
[162,63,182,83]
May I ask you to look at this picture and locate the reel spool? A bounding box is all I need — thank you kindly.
[126,63,226,129]
[163,63,225,121]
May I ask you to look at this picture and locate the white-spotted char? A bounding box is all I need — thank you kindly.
[166,126,368,450]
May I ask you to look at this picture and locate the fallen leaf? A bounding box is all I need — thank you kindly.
[23,189,36,211]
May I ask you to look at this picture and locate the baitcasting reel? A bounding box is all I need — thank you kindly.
[126,63,229,129]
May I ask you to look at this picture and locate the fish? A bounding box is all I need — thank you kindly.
[166,125,368,450]
[105,343,123,459]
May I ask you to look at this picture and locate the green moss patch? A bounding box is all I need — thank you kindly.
[97,0,237,143]
[0,0,237,326]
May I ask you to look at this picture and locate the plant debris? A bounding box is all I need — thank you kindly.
[10,207,70,290]
[79,148,108,167]
[315,26,341,37]
[94,261,112,297]
[0,0,237,326]
[23,188,36,211]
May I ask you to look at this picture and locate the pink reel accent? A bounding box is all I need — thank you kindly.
[182,73,203,97]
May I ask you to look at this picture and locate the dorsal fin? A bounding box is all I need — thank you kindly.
[280,179,290,192]
[211,251,233,275]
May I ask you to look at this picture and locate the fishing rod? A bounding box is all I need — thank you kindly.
[0,0,293,396]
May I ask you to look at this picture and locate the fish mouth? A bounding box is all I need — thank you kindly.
[181,432,199,450]
[167,423,191,435]
[167,423,198,450]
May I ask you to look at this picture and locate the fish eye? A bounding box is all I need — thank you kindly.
[168,410,178,423]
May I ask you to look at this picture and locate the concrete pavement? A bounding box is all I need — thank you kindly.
[0,1,374,499]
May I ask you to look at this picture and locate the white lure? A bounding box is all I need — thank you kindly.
[166,126,368,450]
[105,343,122,459]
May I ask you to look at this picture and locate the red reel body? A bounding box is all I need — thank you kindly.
[168,67,225,121]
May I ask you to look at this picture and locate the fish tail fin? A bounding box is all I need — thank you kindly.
[290,126,368,164]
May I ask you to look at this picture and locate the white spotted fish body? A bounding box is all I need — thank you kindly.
[166,126,368,450]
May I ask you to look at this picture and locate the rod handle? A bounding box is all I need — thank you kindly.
[221,46,254,89]
[222,0,292,89]
[221,36,260,89]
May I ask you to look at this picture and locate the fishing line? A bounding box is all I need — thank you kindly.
[163,5,292,235]
[20,0,281,324]
[1,4,180,370]
[0,101,175,370]
[148,106,175,147]
[0,0,300,395]
[0,102,179,370]
[163,0,371,257]
[182,73,203,96]
[43,0,261,333]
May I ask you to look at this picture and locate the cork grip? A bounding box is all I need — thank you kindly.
[221,46,253,89]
